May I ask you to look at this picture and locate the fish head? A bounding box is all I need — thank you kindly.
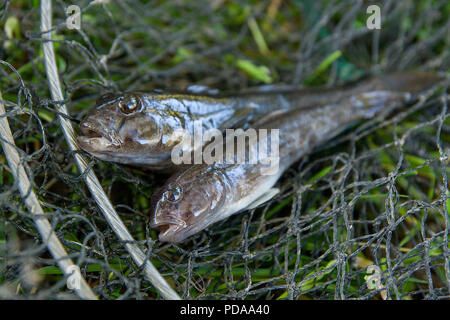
[77,93,182,166]
[150,165,228,243]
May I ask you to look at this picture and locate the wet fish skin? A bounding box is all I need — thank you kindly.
[150,72,443,243]
[77,72,441,170]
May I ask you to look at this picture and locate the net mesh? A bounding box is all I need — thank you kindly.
[0,0,449,299]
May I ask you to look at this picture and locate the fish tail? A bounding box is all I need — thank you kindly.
[353,71,444,119]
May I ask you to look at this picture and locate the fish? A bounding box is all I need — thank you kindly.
[77,72,440,170]
[149,71,443,242]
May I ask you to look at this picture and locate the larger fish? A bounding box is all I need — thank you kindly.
[77,72,439,170]
[150,72,443,242]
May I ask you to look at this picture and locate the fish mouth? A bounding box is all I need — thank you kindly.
[77,121,122,151]
[158,224,182,242]
[77,121,172,166]
[150,214,188,243]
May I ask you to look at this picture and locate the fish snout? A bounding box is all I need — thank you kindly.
[79,118,104,138]
[78,118,123,152]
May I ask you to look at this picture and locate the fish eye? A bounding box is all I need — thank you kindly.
[119,95,142,115]
[163,183,183,203]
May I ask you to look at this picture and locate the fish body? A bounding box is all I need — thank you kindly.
[78,72,440,170]
[150,72,443,242]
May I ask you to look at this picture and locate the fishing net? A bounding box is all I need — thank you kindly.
[0,0,449,299]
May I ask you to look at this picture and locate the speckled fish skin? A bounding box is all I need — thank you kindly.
[77,72,441,170]
[150,72,443,243]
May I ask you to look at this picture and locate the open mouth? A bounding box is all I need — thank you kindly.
[151,219,185,230]
[150,214,188,242]
[150,221,183,242]
[77,120,122,150]
[158,223,177,234]
[80,126,103,139]
[157,223,186,242]
[79,120,108,140]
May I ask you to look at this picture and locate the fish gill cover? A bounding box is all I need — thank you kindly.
[0,0,449,299]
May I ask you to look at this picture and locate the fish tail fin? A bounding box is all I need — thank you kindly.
[353,71,445,119]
